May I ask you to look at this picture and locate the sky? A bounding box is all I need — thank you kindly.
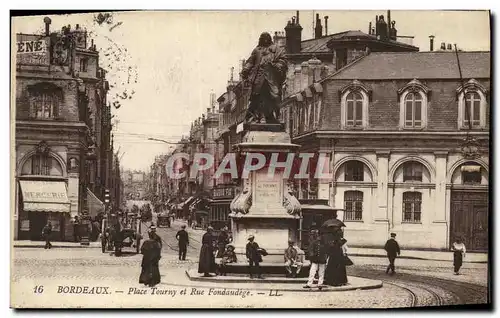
[12,10,490,172]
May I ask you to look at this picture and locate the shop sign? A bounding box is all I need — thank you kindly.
[16,37,49,66]
[212,186,234,199]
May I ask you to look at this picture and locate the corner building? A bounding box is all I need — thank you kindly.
[281,51,490,251]
[14,19,110,241]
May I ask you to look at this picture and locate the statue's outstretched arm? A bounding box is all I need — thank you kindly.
[242,48,257,78]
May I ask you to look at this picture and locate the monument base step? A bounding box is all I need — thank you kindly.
[214,260,311,277]
[185,269,384,291]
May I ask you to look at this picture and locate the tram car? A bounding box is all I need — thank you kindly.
[298,199,345,252]
[101,212,143,255]
[157,211,171,228]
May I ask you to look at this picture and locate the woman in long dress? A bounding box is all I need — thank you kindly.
[324,236,348,286]
[452,237,466,275]
[139,232,162,287]
[198,227,216,277]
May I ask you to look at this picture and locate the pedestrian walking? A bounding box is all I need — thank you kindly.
[324,234,348,287]
[384,233,401,275]
[452,237,466,275]
[246,235,263,279]
[42,221,53,249]
[303,230,327,289]
[148,225,163,250]
[139,231,162,287]
[73,216,80,242]
[198,226,216,277]
[176,224,189,260]
[284,240,303,278]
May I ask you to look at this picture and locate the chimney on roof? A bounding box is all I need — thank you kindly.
[296,10,300,25]
[429,35,435,51]
[440,42,446,50]
[324,16,329,36]
[314,13,322,39]
[376,15,388,40]
[368,22,372,35]
[43,17,51,36]
[284,12,303,54]
[387,10,391,36]
[389,21,397,40]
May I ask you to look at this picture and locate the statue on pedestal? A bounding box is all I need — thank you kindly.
[241,32,288,124]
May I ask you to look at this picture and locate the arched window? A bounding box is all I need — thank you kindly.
[340,80,370,129]
[403,161,423,182]
[344,190,363,221]
[402,191,422,223]
[345,160,364,181]
[461,163,482,185]
[464,92,481,128]
[404,92,423,128]
[345,92,363,127]
[20,153,63,176]
[457,79,488,129]
[398,79,429,129]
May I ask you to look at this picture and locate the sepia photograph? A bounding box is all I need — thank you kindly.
[10,9,491,309]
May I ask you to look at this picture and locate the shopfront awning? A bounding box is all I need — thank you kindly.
[19,180,70,213]
[178,196,195,209]
[87,188,104,218]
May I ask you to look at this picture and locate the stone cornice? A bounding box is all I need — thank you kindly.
[294,130,489,141]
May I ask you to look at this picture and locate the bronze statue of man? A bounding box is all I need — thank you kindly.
[241,32,288,124]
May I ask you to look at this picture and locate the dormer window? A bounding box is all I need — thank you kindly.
[457,79,488,129]
[398,79,429,129]
[340,80,370,129]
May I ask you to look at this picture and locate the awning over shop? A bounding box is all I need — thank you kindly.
[19,180,70,213]
[178,196,195,209]
[87,188,104,218]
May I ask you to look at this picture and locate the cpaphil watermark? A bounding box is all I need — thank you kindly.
[164,152,332,181]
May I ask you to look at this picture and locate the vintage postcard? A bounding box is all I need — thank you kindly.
[10,10,491,309]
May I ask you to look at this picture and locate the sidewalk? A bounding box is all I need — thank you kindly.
[12,225,489,263]
[347,247,488,263]
[13,240,101,248]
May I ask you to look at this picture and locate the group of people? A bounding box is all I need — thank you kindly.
[303,229,352,289]
[138,221,468,288]
[197,226,236,277]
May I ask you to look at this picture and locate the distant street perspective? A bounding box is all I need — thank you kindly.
[12,10,490,309]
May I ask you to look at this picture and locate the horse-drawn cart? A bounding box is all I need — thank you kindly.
[101,212,143,256]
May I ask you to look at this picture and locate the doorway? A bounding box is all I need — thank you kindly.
[450,191,488,251]
[29,212,48,241]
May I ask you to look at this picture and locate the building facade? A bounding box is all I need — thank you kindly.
[212,11,420,234]
[14,18,113,241]
[281,51,490,251]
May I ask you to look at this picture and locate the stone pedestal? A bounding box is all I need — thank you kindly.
[229,123,304,269]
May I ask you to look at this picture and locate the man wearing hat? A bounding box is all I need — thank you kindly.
[384,233,401,275]
[246,235,263,279]
[175,224,189,261]
[149,224,163,250]
[284,240,303,278]
[304,229,327,289]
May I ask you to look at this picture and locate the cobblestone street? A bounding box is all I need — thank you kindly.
[12,220,489,308]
